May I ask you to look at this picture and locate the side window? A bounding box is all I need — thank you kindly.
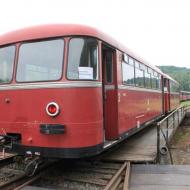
[145,67,151,88]
[152,71,159,89]
[67,38,98,80]
[157,74,161,89]
[122,56,135,85]
[135,61,144,87]
[0,46,15,83]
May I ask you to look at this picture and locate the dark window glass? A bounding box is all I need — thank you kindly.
[105,51,113,83]
[0,46,15,83]
[164,78,167,87]
[17,39,64,82]
[122,62,135,85]
[67,38,98,80]
[135,62,144,87]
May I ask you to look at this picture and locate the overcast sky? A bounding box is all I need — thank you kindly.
[1,0,190,68]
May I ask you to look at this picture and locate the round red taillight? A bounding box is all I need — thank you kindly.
[46,102,60,117]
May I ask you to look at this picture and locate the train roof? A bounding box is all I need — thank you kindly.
[0,24,177,83]
[181,90,190,94]
[0,24,141,59]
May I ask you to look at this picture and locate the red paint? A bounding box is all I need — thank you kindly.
[0,88,103,148]
[170,94,180,110]
[118,89,162,134]
[164,78,170,113]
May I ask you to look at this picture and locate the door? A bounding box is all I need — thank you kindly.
[102,45,118,141]
[164,78,170,113]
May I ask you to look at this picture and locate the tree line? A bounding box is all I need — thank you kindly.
[158,66,190,91]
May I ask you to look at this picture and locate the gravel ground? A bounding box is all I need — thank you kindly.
[170,117,190,164]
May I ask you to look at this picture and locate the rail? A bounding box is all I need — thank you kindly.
[156,105,190,163]
[11,161,131,190]
[104,161,131,190]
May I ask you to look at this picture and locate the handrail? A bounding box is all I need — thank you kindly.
[157,106,184,126]
[156,105,190,164]
[184,105,190,111]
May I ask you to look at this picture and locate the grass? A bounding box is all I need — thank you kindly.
[180,100,190,107]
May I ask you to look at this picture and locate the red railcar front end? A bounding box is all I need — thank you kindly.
[0,33,104,158]
[0,86,103,158]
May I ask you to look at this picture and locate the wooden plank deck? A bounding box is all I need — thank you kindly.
[102,126,158,163]
[130,165,190,190]
[102,117,177,163]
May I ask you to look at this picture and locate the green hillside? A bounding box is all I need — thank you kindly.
[157,66,190,91]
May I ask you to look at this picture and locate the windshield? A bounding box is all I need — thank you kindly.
[0,46,15,84]
[16,39,64,82]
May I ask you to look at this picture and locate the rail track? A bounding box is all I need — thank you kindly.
[0,152,16,167]
[0,154,24,190]
[0,152,131,190]
[12,160,131,190]
[0,154,55,190]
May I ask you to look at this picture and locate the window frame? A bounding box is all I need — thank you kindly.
[66,37,99,81]
[0,45,16,85]
[16,38,65,83]
[157,74,161,90]
[151,70,161,90]
[147,67,152,74]
[134,61,145,88]
[128,57,134,66]
[122,55,135,86]
[144,66,152,89]
[123,54,129,63]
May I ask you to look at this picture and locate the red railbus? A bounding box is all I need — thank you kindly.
[180,91,190,101]
[0,24,180,158]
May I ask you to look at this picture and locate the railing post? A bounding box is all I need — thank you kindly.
[178,109,180,125]
[173,113,175,129]
[157,123,161,164]
[181,107,183,118]
[166,118,169,143]
[183,106,185,117]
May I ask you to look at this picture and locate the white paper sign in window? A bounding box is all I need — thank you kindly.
[78,67,93,80]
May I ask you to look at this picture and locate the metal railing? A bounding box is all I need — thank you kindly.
[156,105,190,163]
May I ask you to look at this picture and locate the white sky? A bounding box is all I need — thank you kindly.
[0,0,190,68]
